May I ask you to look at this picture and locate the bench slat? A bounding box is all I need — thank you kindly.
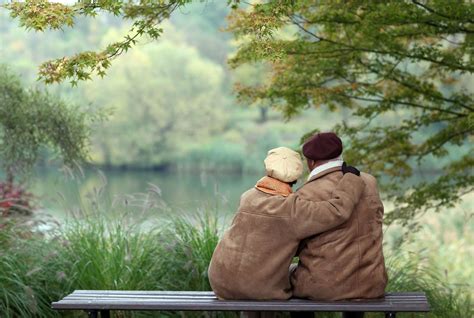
[62,296,429,304]
[64,294,428,300]
[60,299,430,308]
[63,293,428,302]
[52,291,430,312]
[71,290,426,298]
[52,300,430,312]
[68,291,426,296]
[73,290,216,296]
[67,291,428,300]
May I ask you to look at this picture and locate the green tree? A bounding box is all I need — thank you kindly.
[0,65,96,184]
[82,30,228,168]
[3,0,194,85]
[227,0,473,224]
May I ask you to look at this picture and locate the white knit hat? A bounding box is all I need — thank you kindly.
[264,147,303,183]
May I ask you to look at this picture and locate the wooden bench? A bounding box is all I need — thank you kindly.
[52,290,430,318]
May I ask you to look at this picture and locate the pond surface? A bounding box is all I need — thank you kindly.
[31,168,262,219]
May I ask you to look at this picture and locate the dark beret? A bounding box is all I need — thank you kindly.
[302,132,343,160]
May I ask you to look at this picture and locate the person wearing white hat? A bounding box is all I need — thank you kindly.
[208,147,365,300]
[256,146,304,197]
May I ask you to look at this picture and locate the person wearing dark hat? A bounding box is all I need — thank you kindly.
[208,147,366,301]
[291,132,388,303]
[302,132,344,179]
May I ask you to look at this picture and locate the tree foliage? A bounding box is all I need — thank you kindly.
[0,65,96,182]
[3,1,473,225]
[3,0,193,85]
[227,0,473,224]
[1,4,320,173]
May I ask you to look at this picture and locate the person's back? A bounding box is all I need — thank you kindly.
[291,170,387,300]
[209,185,300,299]
[291,133,387,300]
[208,147,366,300]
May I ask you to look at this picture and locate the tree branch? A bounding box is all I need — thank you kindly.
[411,0,474,24]
[356,59,474,111]
[341,94,467,117]
[416,127,474,158]
[290,15,474,72]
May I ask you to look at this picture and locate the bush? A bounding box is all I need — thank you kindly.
[0,181,34,217]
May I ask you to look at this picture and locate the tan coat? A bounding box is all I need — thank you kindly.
[291,167,388,300]
[208,173,365,300]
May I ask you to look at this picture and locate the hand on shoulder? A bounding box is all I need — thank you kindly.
[342,162,360,176]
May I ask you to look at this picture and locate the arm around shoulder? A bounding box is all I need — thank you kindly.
[287,173,366,240]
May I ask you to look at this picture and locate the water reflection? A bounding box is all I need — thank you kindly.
[32,168,261,218]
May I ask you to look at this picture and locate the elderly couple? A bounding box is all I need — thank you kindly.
[208,132,387,307]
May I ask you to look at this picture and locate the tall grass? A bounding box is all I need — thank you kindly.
[0,207,471,317]
[157,214,220,291]
[0,221,61,317]
[385,252,472,318]
[0,209,223,317]
[52,218,164,291]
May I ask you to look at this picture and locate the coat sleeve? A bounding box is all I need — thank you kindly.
[286,173,365,240]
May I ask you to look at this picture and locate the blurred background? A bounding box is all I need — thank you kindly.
[0,1,472,317]
[1,1,340,216]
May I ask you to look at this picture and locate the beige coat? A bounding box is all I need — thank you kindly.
[208,173,365,300]
[291,167,388,300]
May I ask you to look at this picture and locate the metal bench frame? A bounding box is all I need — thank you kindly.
[52,290,430,318]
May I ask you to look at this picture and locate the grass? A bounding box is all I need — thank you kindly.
[0,192,472,317]
[384,194,473,285]
[0,209,224,317]
[157,214,220,291]
[0,221,59,317]
[385,252,472,318]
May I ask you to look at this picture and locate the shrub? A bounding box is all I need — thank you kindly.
[0,181,34,217]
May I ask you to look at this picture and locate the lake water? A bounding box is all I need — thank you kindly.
[31,168,262,219]
[27,167,450,222]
